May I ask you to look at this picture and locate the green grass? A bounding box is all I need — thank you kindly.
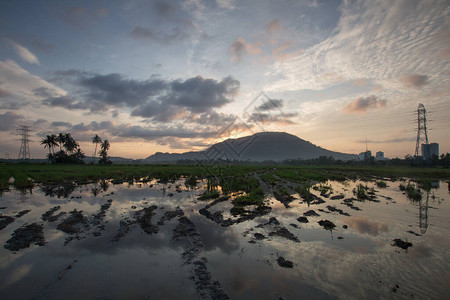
[232,187,265,207]
[375,181,387,188]
[1,163,449,191]
[295,184,313,201]
[404,182,422,201]
[353,184,369,200]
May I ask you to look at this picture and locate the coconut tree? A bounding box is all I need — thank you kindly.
[63,133,78,154]
[99,139,111,164]
[91,134,102,164]
[40,134,57,162]
[56,133,66,152]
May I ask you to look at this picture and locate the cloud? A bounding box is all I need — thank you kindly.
[400,74,429,88]
[31,39,56,52]
[51,121,72,127]
[0,86,10,97]
[168,76,239,111]
[342,96,387,114]
[247,112,297,125]
[0,112,23,131]
[255,98,283,111]
[359,137,416,144]
[346,217,389,236]
[266,19,282,34]
[43,70,240,123]
[229,37,262,63]
[130,26,190,45]
[154,1,176,16]
[0,59,65,104]
[7,40,40,65]
[268,1,450,92]
[80,73,166,107]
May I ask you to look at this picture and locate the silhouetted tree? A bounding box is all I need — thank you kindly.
[92,134,102,164]
[41,134,58,162]
[99,139,111,164]
[43,132,85,164]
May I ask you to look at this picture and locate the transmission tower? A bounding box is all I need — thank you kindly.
[18,125,31,160]
[414,103,429,157]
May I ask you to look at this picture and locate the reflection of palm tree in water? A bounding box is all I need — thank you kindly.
[419,191,429,235]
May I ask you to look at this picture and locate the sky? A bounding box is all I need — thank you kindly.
[0,0,449,160]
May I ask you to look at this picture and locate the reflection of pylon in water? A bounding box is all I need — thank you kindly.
[419,191,429,234]
[414,103,429,157]
[18,125,31,160]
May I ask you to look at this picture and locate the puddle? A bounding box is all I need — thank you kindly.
[0,178,449,299]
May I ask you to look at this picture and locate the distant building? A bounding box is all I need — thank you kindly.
[375,151,385,160]
[421,143,439,160]
[358,150,372,161]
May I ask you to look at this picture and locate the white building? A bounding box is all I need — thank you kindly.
[375,151,385,160]
[421,143,439,160]
[358,150,372,161]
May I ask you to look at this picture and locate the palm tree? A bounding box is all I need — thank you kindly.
[63,133,78,154]
[40,134,57,161]
[56,133,66,152]
[92,134,102,164]
[99,139,111,164]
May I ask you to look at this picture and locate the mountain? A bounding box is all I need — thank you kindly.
[145,132,356,163]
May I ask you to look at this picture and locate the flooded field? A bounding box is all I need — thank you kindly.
[0,177,449,299]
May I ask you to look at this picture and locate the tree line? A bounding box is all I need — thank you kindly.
[41,133,111,164]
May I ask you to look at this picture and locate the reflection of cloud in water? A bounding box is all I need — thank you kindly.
[407,243,431,258]
[190,215,240,254]
[346,217,388,236]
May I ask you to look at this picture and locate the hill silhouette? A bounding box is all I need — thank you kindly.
[145,132,356,162]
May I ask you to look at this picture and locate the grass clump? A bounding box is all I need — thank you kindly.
[184,175,197,188]
[232,187,264,206]
[405,183,422,201]
[375,181,387,188]
[198,190,220,200]
[353,184,368,200]
[296,184,313,201]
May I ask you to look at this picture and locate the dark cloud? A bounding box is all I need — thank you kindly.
[51,121,72,127]
[154,1,176,16]
[0,86,10,97]
[346,217,389,236]
[342,96,387,114]
[64,6,88,27]
[42,95,95,111]
[358,137,416,144]
[168,76,239,112]
[229,37,262,63]
[400,74,429,88]
[79,73,166,107]
[266,19,282,34]
[0,111,22,131]
[255,98,283,111]
[31,39,56,52]
[130,26,190,45]
[63,5,107,28]
[247,112,297,125]
[43,71,240,127]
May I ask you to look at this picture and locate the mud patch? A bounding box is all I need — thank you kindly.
[191,258,229,300]
[157,207,184,225]
[4,223,46,251]
[277,256,294,268]
[392,239,412,250]
[42,206,66,222]
[326,205,350,216]
[135,205,158,234]
[318,220,336,231]
[0,216,15,230]
[257,217,299,243]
